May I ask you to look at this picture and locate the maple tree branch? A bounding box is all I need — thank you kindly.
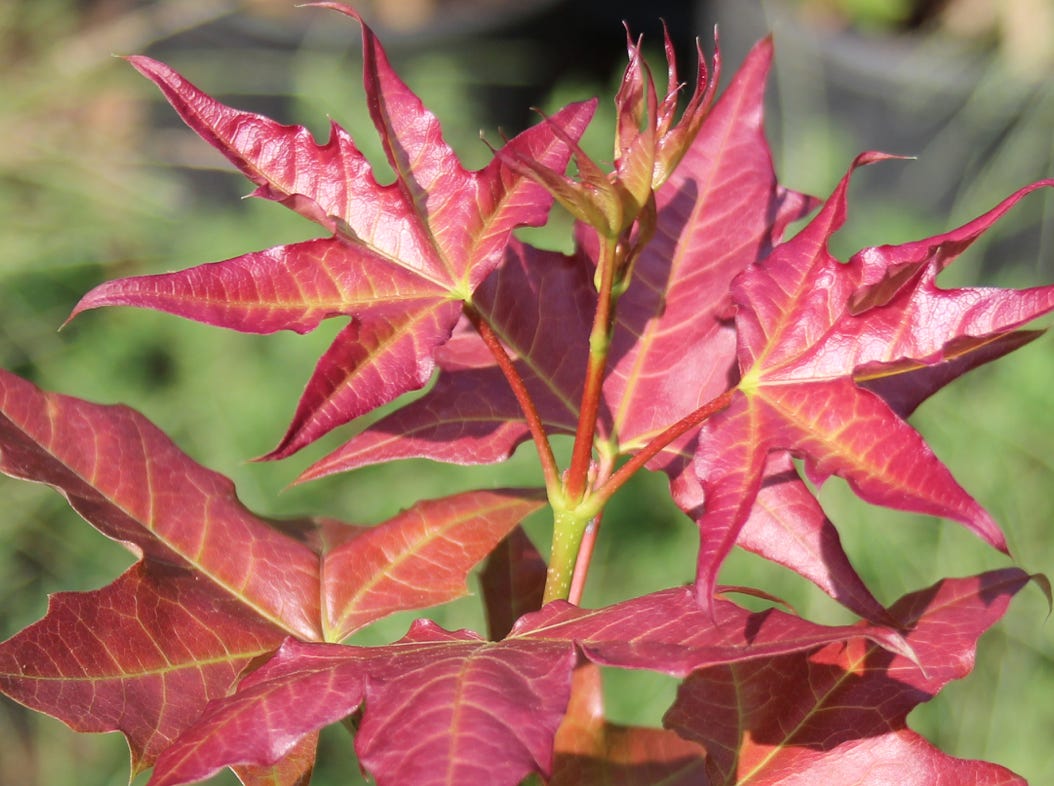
[585,387,737,514]
[465,306,562,498]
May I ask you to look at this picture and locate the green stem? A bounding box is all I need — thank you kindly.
[544,507,593,603]
[466,305,562,499]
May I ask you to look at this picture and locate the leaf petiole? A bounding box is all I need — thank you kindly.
[465,305,563,499]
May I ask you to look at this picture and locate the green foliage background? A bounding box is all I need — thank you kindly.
[1,1,1051,783]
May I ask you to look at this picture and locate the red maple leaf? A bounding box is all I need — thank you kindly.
[68,5,594,461]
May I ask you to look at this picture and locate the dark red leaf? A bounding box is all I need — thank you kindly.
[665,569,1032,785]
[550,663,709,786]
[480,526,549,641]
[145,586,913,785]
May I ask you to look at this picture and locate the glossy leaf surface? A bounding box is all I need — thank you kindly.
[689,159,1054,603]
[69,5,593,460]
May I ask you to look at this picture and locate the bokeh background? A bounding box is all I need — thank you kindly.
[1,0,1052,783]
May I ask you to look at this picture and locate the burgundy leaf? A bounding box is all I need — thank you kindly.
[550,663,709,786]
[69,3,595,459]
[480,526,549,641]
[665,569,1032,785]
[144,585,915,786]
[513,586,913,677]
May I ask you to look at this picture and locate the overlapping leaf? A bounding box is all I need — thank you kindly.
[68,3,594,460]
[306,37,894,623]
[144,585,913,786]
[308,37,809,478]
[689,157,1054,604]
[0,561,288,777]
[0,369,542,776]
[300,240,595,479]
[664,569,1034,785]
[0,367,323,639]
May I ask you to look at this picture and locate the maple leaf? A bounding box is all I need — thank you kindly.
[299,37,893,623]
[142,587,912,786]
[689,156,1054,605]
[0,369,541,775]
[664,569,1035,785]
[67,3,594,461]
[298,239,595,480]
[304,37,805,477]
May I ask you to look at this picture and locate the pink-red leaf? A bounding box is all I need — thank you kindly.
[0,368,546,776]
[689,159,1054,605]
[70,4,594,458]
[148,628,576,786]
[300,241,593,479]
[665,569,1032,785]
[0,562,288,776]
[322,489,545,641]
[0,368,322,640]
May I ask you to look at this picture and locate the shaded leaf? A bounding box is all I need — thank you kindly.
[480,526,549,641]
[550,663,709,786]
[665,569,1032,785]
[232,733,318,786]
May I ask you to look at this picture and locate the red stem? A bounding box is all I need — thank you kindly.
[466,307,562,496]
[587,387,736,512]
[564,239,619,502]
[567,516,598,605]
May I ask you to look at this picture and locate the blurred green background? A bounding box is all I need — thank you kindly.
[1,0,1052,783]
